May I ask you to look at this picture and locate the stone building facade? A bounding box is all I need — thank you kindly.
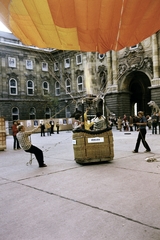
[0,30,160,121]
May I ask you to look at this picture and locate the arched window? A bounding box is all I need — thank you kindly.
[65,106,71,118]
[77,75,83,92]
[29,107,36,119]
[12,107,19,120]
[55,81,60,95]
[45,107,51,119]
[43,81,49,95]
[9,78,17,95]
[65,79,71,93]
[27,80,34,95]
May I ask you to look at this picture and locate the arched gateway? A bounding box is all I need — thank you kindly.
[105,70,152,118]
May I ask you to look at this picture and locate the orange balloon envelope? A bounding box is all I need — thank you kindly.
[0,0,160,53]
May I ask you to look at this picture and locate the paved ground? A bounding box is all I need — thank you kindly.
[0,128,160,240]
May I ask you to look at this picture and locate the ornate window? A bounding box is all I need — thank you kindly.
[29,107,36,119]
[77,75,83,92]
[55,81,60,95]
[98,53,105,60]
[76,54,82,65]
[65,79,71,93]
[12,107,19,120]
[43,81,49,95]
[64,58,70,68]
[42,62,48,71]
[9,78,17,95]
[8,57,16,68]
[130,44,138,50]
[26,60,33,70]
[27,80,34,95]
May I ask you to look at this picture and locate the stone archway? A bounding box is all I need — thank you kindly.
[120,71,151,116]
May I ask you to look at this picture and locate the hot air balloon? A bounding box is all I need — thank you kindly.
[0,0,160,53]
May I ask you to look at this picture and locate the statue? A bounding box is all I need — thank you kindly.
[148,100,160,114]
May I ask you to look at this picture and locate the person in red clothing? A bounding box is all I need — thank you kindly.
[11,120,20,150]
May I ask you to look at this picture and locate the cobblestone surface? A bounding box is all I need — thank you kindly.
[0,128,160,240]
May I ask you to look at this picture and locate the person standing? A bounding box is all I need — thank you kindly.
[151,112,158,134]
[40,122,45,136]
[16,125,47,168]
[129,116,133,131]
[117,116,122,131]
[92,112,106,130]
[132,111,151,153]
[45,122,51,136]
[122,114,129,131]
[49,119,55,134]
[12,120,21,150]
[56,122,60,134]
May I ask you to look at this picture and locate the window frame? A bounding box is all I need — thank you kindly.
[42,62,48,71]
[27,80,34,95]
[129,44,139,50]
[65,78,71,94]
[26,60,33,70]
[29,107,36,119]
[98,53,105,60]
[9,78,17,95]
[77,75,83,92]
[55,81,60,96]
[8,57,16,68]
[42,81,49,95]
[64,58,70,68]
[12,107,19,120]
[45,107,51,119]
[76,54,82,65]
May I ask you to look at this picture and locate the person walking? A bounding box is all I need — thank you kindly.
[16,125,47,168]
[12,120,21,150]
[132,111,151,153]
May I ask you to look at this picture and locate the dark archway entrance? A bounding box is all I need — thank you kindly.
[128,71,151,115]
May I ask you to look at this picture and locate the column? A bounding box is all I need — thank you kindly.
[151,33,160,86]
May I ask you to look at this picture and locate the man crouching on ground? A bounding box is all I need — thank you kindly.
[17,125,47,168]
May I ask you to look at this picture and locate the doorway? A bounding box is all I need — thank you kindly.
[128,71,151,115]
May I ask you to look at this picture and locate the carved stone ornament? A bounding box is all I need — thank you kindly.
[24,73,36,80]
[97,65,108,92]
[118,43,153,78]
[7,72,18,79]
[63,72,71,79]
[75,69,84,77]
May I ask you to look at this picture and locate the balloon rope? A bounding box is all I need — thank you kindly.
[115,0,125,51]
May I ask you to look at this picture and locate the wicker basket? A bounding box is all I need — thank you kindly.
[0,118,6,151]
[72,128,114,164]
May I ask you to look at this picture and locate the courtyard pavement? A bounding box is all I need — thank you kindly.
[0,127,160,240]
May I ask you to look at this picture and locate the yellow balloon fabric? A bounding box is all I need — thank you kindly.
[0,0,160,52]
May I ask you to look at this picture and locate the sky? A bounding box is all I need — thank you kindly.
[0,21,11,33]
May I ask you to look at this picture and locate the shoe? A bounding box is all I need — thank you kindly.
[144,150,151,152]
[132,150,138,153]
[39,164,47,168]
